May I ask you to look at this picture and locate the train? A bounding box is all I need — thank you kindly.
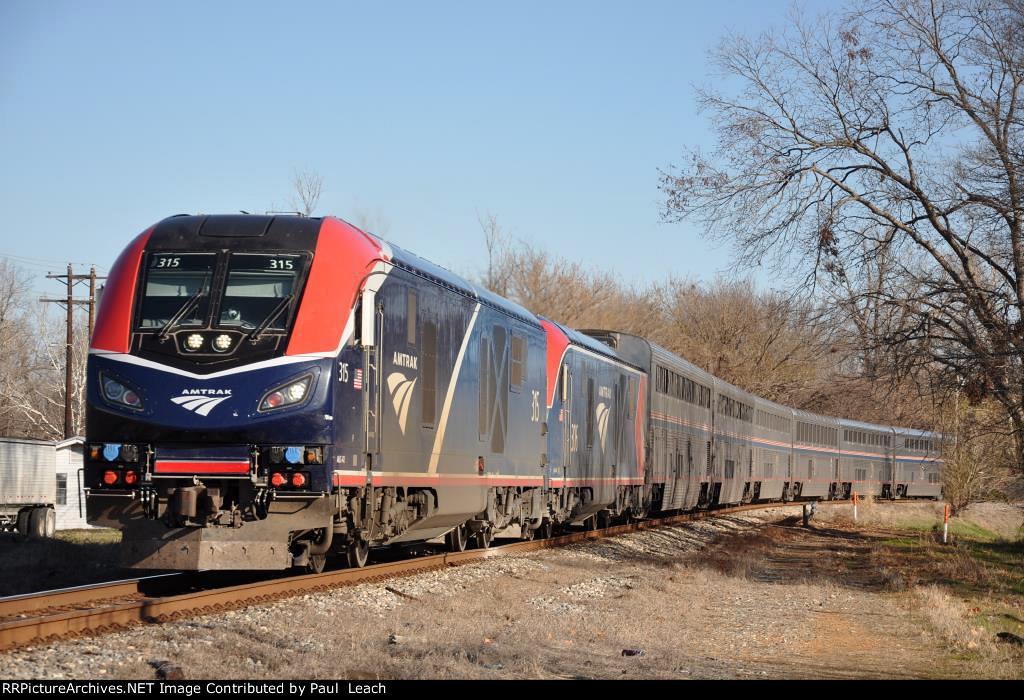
[84,214,943,572]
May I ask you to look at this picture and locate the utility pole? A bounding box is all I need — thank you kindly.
[88,266,97,339]
[41,265,106,439]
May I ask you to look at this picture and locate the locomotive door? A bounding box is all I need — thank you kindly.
[362,293,384,464]
[561,363,573,473]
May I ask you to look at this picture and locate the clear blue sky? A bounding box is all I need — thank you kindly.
[0,0,837,294]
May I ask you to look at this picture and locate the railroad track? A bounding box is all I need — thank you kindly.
[0,499,859,652]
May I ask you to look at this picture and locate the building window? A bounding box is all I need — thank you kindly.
[56,473,67,506]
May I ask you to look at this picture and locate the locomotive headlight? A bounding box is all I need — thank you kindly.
[103,378,124,401]
[258,374,313,412]
[185,333,204,351]
[213,334,232,352]
[99,373,145,411]
[285,381,306,402]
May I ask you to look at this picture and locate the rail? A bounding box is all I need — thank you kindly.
[0,499,864,652]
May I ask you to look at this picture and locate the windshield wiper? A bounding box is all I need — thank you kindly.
[158,286,208,341]
[249,293,294,343]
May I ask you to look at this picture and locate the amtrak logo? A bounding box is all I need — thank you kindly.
[387,371,418,434]
[171,389,232,417]
[596,401,610,451]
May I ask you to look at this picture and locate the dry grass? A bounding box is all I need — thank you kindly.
[915,585,986,650]
[912,585,1021,679]
[99,518,993,680]
[699,531,778,580]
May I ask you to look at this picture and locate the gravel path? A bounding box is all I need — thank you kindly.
[0,505,1009,680]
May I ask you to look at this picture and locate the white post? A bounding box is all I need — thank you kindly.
[853,492,858,523]
[943,504,950,544]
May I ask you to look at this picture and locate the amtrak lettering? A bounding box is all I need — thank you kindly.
[393,352,418,370]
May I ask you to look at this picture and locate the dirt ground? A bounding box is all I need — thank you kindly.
[3,501,1022,680]
[0,528,122,596]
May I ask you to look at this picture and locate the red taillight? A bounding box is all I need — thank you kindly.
[122,390,141,407]
[123,470,138,485]
[265,392,284,408]
[270,472,286,487]
[291,472,306,488]
[102,470,119,486]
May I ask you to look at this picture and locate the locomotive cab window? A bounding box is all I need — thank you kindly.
[137,253,217,329]
[218,254,304,332]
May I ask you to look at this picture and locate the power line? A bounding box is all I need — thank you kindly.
[0,253,109,272]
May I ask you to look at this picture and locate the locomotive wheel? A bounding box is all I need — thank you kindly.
[583,516,597,532]
[445,523,468,552]
[307,553,327,574]
[520,523,534,541]
[596,511,611,530]
[474,526,493,549]
[346,539,369,568]
[539,520,553,539]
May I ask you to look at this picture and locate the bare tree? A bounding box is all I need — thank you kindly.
[350,206,392,239]
[290,169,324,217]
[485,244,843,409]
[660,0,1024,470]
[937,396,1017,513]
[477,211,511,297]
[662,278,840,406]
[0,261,37,436]
[0,261,91,439]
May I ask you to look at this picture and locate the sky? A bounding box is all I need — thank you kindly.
[0,0,840,297]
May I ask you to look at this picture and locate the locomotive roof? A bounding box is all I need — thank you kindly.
[148,214,322,251]
[543,321,645,372]
[149,215,542,328]
[366,233,542,329]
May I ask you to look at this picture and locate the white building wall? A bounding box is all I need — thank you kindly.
[54,438,91,530]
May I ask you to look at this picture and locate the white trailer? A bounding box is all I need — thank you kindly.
[0,437,57,537]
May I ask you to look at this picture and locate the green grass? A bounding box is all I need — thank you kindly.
[872,513,1024,676]
[892,516,1002,542]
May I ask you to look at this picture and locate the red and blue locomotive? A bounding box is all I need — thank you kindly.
[85,215,646,571]
[85,214,942,572]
